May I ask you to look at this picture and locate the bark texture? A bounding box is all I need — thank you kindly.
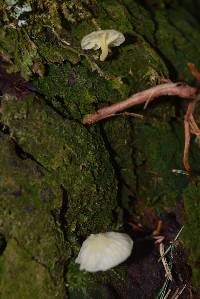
[1,0,200,298]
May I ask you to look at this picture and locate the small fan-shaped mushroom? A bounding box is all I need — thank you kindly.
[81,30,125,61]
[75,232,133,272]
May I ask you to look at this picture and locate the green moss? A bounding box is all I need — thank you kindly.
[0,93,122,293]
[70,0,133,42]
[67,261,127,298]
[0,26,80,80]
[67,262,91,296]
[1,0,200,295]
[121,0,156,44]
[34,62,126,119]
[117,1,200,82]
[1,94,119,234]
[151,9,200,81]
[104,118,137,210]
[100,1,133,34]
[102,42,168,94]
[0,133,65,298]
[28,0,94,28]
[103,105,192,212]
[30,23,80,65]
[0,27,38,79]
[132,118,186,207]
[0,239,62,299]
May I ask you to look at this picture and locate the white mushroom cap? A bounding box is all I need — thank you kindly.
[75,232,133,272]
[81,30,125,61]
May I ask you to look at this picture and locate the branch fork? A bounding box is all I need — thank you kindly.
[83,75,200,174]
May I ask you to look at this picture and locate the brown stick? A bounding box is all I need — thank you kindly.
[183,96,200,174]
[183,101,195,173]
[187,63,200,82]
[82,83,197,125]
[183,117,191,173]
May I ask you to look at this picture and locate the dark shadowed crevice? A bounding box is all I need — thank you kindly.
[128,120,141,197]
[0,123,10,135]
[59,187,70,299]
[51,186,69,298]
[59,187,69,239]
[0,65,35,99]
[12,139,49,171]
[98,124,131,220]
[0,234,7,256]
[45,96,83,126]
[31,90,83,125]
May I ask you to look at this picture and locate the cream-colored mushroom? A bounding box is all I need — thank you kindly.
[81,30,125,61]
[75,232,133,272]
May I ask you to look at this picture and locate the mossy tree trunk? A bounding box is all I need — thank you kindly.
[1,0,200,298]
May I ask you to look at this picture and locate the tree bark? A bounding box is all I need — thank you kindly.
[1,0,200,298]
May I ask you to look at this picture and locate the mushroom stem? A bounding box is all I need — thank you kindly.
[100,35,109,61]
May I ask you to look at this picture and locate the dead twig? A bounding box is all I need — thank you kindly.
[184,113,192,174]
[170,285,187,299]
[183,96,200,173]
[103,111,144,120]
[187,63,200,82]
[83,80,200,174]
[153,220,163,236]
[163,289,171,299]
[154,235,165,244]
[156,227,184,299]
[82,82,197,124]
[159,243,173,282]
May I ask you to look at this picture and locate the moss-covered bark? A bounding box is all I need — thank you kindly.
[0,133,66,298]
[1,0,200,297]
